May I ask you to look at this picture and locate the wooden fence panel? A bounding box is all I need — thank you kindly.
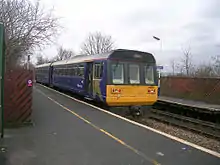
[4,69,33,125]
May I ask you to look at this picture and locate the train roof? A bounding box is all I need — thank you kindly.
[35,63,51,68]
[51,51,112,66]
[51,49,155,66]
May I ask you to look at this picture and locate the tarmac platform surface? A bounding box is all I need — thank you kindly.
[0,84,219,165]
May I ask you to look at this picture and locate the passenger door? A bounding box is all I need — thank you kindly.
[93,62,103,98]
[85,62,93,95]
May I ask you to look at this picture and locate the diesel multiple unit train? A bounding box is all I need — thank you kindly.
[35,49,159,116]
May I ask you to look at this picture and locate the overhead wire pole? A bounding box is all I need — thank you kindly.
[0,22,5,138]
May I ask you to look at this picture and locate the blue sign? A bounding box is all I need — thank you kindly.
[157,65,163,70]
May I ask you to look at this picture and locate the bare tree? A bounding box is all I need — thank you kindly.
[170,59,176,75]
[36,54,51,65]
[181,45,194,76]
[80,31,115,55]
[211,55,220,76]
[53,46,74,61]
[0,0,60,68]
[194,64,214,77]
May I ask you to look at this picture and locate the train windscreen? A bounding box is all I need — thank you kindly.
[110,61,156,85]
[111,63,124,84]
[144,65,154,84]
[128,64,140,84]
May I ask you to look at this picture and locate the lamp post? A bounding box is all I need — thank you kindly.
[153,36,162,96]
[153,36,162,52]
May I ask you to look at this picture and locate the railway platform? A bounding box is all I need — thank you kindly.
[158,96,220,111]
[0,84,219,165]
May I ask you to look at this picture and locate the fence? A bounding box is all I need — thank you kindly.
[160,76,220,104]
[4,68,33,126]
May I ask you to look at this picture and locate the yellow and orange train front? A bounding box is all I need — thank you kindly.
[106,85,158,106]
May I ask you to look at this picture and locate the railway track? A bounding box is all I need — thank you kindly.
[148,109,220,140]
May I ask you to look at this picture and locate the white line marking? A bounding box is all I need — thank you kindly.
[156,152,164,156]
[36,84,220,158]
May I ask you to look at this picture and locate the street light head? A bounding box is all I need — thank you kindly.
[153,36,160,41]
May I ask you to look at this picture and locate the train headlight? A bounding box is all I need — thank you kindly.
[147,88,155,94]
[111,88,122,94]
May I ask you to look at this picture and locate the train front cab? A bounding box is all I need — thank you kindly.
[105,51,158,116]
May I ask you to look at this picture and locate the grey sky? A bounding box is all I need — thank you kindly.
[36,0,220,72]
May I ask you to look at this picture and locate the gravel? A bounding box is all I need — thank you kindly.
[138,118,220,153]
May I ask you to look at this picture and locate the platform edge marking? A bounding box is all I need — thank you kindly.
[37,84,220,158]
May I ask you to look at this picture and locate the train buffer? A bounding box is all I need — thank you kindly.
[1,84,220,165]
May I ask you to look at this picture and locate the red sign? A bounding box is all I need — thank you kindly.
[27,80,32,87]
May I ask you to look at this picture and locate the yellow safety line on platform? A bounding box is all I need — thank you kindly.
[36,88,160,165]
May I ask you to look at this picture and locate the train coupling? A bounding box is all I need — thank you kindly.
[129,106,143,117]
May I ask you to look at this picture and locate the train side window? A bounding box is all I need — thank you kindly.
[78,67,84,77]
[69,67,72,76]
[64,68,68,76]
[70,68,73,76]
[58,68,62,75]
[68,68,72,76]
[94,64,98,79]
[62,68,65,75]
[62,68,65,76]
[54,68,56,75]
[67,68,71,76]
[76,66,79,76]
[54,68,57,75]
[72,67,76,76]
[78,63,84,77]
[64,65,68,76]
[94,63,103,79]
[70,67,73,76]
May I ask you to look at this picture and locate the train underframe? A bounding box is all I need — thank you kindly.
[107,105,152,118]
